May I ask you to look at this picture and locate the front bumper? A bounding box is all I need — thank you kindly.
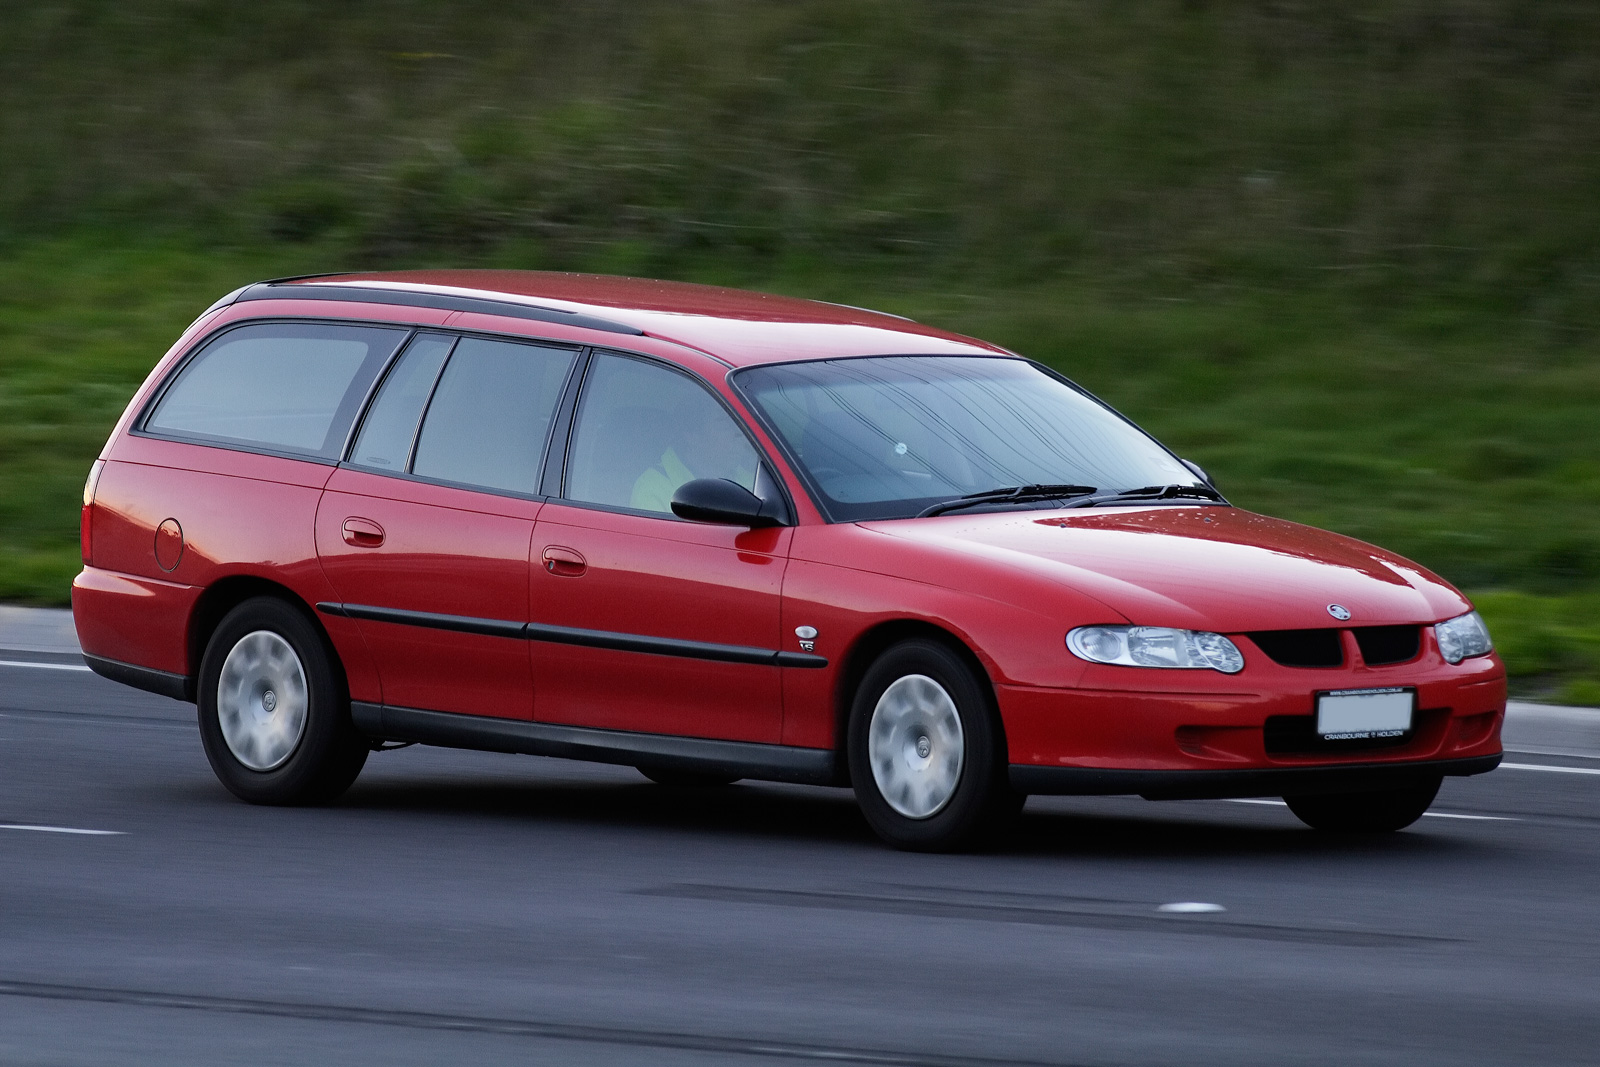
[998,648,1506,796]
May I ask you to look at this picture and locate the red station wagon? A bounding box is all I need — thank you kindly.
[74,271,1505,850]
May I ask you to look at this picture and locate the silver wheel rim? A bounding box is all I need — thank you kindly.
[217,630,308,772]
[868,674,965,819]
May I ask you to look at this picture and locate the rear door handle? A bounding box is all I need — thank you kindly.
[342,517,385,547]
[541,545,586,577]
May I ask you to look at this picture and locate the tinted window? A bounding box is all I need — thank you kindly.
[737,355,1199,521]
[348,333,455,471]
[146,322,406,458]
[410,337,576,495]
[565,354,758,514]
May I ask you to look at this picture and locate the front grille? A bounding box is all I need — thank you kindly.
[1353,625,1421,666]
[1247,629,1344,668]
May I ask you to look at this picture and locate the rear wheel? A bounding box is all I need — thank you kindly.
[848,638,1019,852]
[1283,776,1442,833]
[197,597,368,805]
[637,766,741,787]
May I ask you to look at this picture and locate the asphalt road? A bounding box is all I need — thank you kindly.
[2,641,1599,1066]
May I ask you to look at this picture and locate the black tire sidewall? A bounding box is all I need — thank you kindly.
[848,638,1008,851]
[197,596,367,805]
[1283,776,1442,832]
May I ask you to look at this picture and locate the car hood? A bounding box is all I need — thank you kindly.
[861,506,1471,633]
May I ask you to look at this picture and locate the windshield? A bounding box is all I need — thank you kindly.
[736,355,1204,521]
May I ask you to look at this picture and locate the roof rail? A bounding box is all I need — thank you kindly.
[233,281,645,336]
[819,300,916,323]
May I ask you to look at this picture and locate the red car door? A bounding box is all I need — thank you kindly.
[316,332,579,719]
[530,352,791,743]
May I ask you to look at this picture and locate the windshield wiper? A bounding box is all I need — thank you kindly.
[918,484,1098,518]
[1060,483,1227,508]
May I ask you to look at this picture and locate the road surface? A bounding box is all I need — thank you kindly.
[1,608,1597,1065]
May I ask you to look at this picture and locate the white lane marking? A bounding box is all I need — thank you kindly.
[1222,797,1516,820]
[1506,748,1600,761]
[0,659,91,672]
[0,824,124,836]
[1502,762,1600,776]
[1158,902,1226,913]
[0,712,189,731]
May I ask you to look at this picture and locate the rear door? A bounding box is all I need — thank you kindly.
[530,351,791,742]
[316,332,579,719]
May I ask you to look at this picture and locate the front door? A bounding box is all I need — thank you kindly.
[530,352,790,742]
[316,332,579,718]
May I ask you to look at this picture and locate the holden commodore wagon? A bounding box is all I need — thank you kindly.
[74,271,1504,850]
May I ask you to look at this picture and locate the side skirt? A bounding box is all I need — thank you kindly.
[1010,754,1502,800]
[352,703,841,786]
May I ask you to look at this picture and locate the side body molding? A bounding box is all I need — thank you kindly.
[316,602,828,669]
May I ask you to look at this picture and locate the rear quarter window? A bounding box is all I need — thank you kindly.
[144,322,407,459]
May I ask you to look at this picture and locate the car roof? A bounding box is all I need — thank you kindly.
[267,270,1013,367]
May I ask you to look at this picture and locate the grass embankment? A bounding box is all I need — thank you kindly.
[2,3,1598,697]
[2,236,1596,701]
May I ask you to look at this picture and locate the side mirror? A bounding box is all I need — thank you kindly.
[1181,459,1214,487]
[671,478,784,527]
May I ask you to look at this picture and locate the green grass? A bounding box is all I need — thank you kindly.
[2,234,1596,700]
[5,2,1600,317]
[2,2,1598,698]
[1476,592,1600,705]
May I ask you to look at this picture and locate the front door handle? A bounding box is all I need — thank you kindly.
[342,517,385,547]
[541,545,586,577]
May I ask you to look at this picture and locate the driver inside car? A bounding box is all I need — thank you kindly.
[629,410,757,513]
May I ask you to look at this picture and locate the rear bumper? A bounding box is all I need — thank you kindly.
[83,653,191,702]
[1010,753,1501,799]
[72,565,195,677]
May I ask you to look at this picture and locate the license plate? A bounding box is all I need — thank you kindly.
[1315,687,1415,740]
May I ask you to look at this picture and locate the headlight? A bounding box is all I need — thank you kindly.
[1067,625,1244,674]
[1435,611,1492,664]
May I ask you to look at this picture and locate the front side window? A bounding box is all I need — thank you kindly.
[736,355,1201,521]
[564,353,758,515]
[408,337,577,495]
[145,322,406,458]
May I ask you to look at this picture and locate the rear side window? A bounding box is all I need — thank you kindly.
[145,322,406,459]
[409,337,577,495]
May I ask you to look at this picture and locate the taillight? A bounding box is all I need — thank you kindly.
[81,459,105,564]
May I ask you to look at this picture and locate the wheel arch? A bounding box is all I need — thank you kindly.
[187,576,344,696]
[832,619,1008,774]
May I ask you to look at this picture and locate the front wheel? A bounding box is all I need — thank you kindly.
[197,597,368,805]
[1283,776,1442,833]
[848,639,1019,852]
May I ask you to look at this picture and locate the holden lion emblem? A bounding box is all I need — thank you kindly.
[1326,603,1352,621]
[795,625,818,652]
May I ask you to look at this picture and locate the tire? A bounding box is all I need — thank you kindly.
[1283,776,1442,833]
[847,638,1019,852]
[637,766,741,788]
[197,596,369,805]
